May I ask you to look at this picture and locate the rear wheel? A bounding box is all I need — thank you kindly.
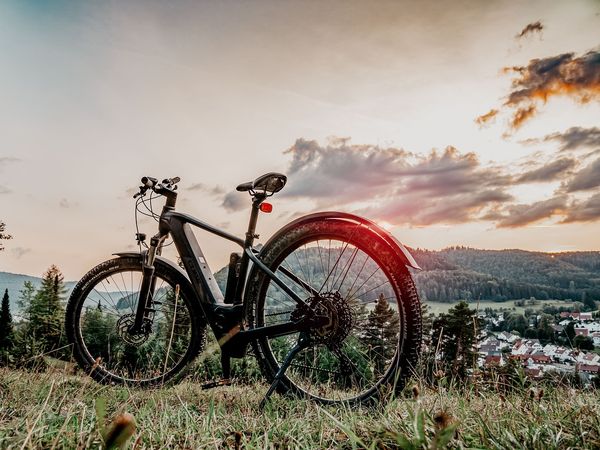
[245,219,422,404]
[65,256,206,386]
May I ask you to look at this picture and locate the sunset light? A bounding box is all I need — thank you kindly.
[1,2,599,447]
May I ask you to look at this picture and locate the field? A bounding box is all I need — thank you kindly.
[1,368,599,449]
[425,299,578,316]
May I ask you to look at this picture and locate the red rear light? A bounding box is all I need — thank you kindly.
[260,202,273,213]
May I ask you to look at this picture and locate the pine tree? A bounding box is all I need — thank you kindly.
[582,292,596,312]
[0,288,13,349]
[431,301,482,379]
[26,265,66,351]
[363,293,399,373]
[18,281,36,320]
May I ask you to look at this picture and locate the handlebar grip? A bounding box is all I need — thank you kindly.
[162,176,181,185]
[141,176,158,188]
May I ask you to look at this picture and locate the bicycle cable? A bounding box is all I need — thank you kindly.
[133,189,175,250]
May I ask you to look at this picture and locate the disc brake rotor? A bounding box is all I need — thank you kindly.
[116,313,151,345]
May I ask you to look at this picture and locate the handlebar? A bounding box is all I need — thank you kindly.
[141,176,158,188]
[162,176,180,186]
[134,176,180,198]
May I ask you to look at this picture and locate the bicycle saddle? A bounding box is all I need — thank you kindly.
[236,172,287,194]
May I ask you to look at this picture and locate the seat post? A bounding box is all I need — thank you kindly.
[244,194,265,248]
[233,193,266,304]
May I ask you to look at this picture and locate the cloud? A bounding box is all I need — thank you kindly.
[0,156,20,167]
[221,192,247,212]
[479,50,600,130]
[563,157,600,192]
[364,189,513,226]
[283,138,411,202]
[561,192,600,223]
[475,109,498,126]
[278,137,600,227]
[187,183,225,195]
[0,158,19,194]
[509,105,537,130]
[59,198,74,208]
[505,50,600,127]
[538,126,600,151]
[281,138,514,226]
[515,21,543,39]
[495,196,568,228]
[516,158,576,183]
[11,247,31,259]
[189,182,235,211]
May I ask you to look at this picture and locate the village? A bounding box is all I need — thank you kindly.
[479,310,600,383]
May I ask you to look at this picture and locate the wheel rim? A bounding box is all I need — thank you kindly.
[259,235,404,402]
[75,266,194,383]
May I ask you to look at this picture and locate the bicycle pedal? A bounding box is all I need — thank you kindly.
[201,378,232,390]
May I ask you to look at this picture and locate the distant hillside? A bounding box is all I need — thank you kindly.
[3,248,599,310]
[410,247,600,303]
[215,247,600,304]
[0,272,76,313]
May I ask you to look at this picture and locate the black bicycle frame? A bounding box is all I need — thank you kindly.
[134,193,324,360]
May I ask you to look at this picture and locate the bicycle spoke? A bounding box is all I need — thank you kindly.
[343,252,369,301]
[332,246,359,294]
[77,266,194,384]
[257,228,412,403]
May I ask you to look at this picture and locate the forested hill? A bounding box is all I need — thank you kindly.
[0,272,76,313]
[409,247,600,303]
[1,248,599,311]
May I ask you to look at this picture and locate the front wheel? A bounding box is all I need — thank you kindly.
[245,219,422,405]
[65,256,206,386]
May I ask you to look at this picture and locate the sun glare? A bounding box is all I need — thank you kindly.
[376,220,395,231]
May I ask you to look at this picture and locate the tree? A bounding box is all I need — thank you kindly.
[523,327,537,339]
[504,313,527,335]
[0,220,12,251]
[431,301,482,379]
[363,294,400,373]
[18,281,37,320]
[0,220,11,251]
[26,265,66,351]
[565,321,576,343]
[0,289,13,349]
[536,314,555,343]
[573,335,594,351]
[582,293,596,312]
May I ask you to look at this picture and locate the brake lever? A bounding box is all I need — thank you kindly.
[133,186,148,198]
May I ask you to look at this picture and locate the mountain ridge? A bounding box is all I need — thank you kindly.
[2,248,599,311]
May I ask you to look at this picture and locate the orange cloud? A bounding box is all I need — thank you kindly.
[510,105,537,130]
[475,109,498,126]
[479,50,600,130]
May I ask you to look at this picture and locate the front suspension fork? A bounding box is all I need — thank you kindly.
[130,235,163,334]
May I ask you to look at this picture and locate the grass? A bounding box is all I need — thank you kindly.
[425,299,578,316]
[1,367,599,449]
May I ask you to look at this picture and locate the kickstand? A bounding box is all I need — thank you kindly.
[259,335,309,409]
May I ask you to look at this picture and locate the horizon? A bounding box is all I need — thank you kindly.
[2,245,600,280]
[1,0,600,279]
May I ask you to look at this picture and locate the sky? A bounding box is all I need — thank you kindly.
[1,0,599,280]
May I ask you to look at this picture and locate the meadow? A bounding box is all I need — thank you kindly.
[425,299,577,316]
[1,367,599,449]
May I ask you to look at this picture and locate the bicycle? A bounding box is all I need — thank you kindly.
[65,173,422,406]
